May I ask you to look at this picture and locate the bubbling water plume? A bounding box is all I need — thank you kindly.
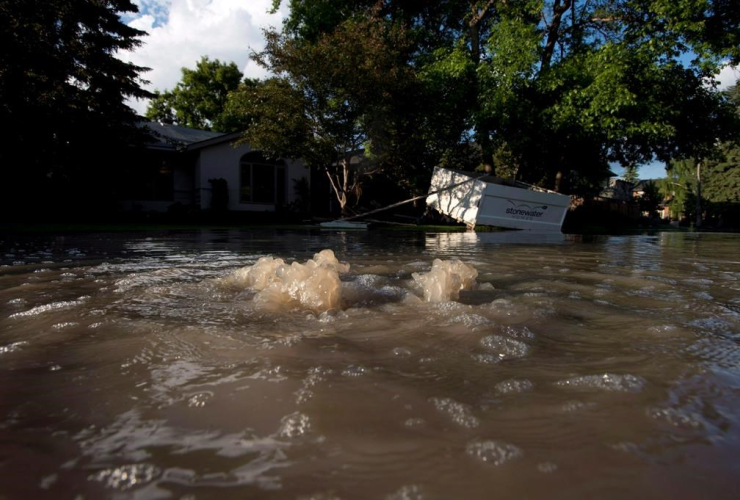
[221,250,350,312]
[411,259,478,302]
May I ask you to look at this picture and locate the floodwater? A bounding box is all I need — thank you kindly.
[1,229,740,500]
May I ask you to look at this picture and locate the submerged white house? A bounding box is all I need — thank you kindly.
[120,121,310,213]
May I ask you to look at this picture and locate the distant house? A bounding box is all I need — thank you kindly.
[599,178,634,201]
[632,179,670,219]
[120,121,309,213]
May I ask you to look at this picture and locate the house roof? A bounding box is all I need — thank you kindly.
[634,179,656,190]
[185,131,243,151]
[138,121,224,151]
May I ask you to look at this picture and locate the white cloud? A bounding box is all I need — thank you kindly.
[119,0,288,115]
[714,63,740,91]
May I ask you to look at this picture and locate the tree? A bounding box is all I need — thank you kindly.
[269,0,740,194]
[638,181,662,217]
[622,166,639,185]
[145,56,243,131]
[241,16,418,215]
[0,0,152,216]
[659,78,740,226]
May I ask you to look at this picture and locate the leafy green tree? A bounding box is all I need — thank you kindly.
[0,0,151,216]
[216,78,263,133]
[659,79,740,226]
[145,56,243,131]
[659,161,693,221]
[241,16,418,214]
[268,0,740,194]
[638,181,662,217]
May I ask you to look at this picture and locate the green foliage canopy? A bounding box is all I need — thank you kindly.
[145,56,244,132]
[267,0,740,194]
[240,16,420,213]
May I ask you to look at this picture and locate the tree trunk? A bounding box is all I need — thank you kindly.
[695,161,702,228]
[554,170,563,192]
[542,0,572,70]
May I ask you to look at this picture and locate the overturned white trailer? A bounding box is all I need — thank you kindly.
[426,167,571,232]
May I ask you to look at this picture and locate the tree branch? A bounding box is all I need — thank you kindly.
[541,0,573,70]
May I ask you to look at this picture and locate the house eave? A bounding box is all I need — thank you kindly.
[185,131,243,151]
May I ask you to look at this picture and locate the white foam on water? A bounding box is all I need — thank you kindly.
[9,297,88,318]
[447,314,493,329]
[555,373,646,393]
[297,493,342,500]
[385,484,425,500]
[88,463,161,490]
[412,259,478,302]
[646,407,703,429]
[466,439,523,466]
[278,412,311,438]
[480,335,529,360]
[0,341,28,354]
[495,378,534,394]
[429,397,480,428]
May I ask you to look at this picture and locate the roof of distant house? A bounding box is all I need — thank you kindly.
[138,120,224,151]
[634,179,656,190]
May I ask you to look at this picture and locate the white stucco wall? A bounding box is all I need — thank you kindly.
[196,141,308,211]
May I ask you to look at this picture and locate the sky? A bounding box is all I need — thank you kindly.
[119,1,739,181]
[118,0,288,115]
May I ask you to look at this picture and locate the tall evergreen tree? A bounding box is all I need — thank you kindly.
[0,0,151,217]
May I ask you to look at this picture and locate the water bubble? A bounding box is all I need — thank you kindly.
[52,322,79,329]
[560,400,596,412]
[537,462,558,473]
[0,341,28,354]
[298,493,342,500]
[404,418,426,428]
[555,373,645,393]
[495,379,534,395]
[341,365,368,377]
[501,325,535,339]
[471,353,501,365]
[448,314,492,329]
[187,392,213,408]
[646,407,703,429]
[392,347,412,357]
[385,484,424,500]
[466,439,523,466]
[429,397,479,428]
[480,335,529,360]
[9,299,87,318]
[278,412,311,438]
[89,463,160,490]
[295,388,314,405]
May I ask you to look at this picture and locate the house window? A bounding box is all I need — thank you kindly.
[239,152,285,204]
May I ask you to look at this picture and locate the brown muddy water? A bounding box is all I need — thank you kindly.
[1,229,740,500]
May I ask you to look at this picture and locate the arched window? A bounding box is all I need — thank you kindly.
[239,152,286,204]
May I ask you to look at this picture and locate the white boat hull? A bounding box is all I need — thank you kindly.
[426,167,570,232]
